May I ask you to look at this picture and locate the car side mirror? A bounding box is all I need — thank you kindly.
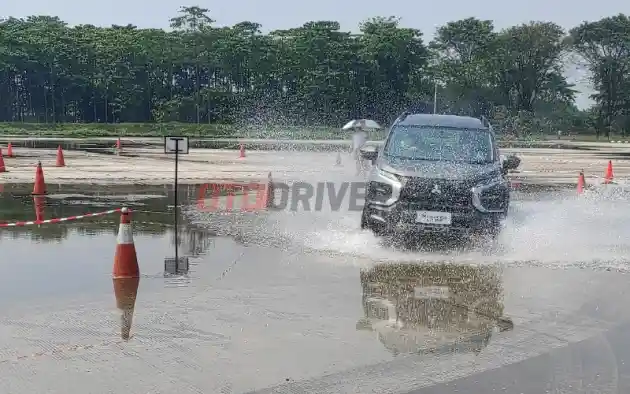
[360,148,378,163]
[502,155,521,172]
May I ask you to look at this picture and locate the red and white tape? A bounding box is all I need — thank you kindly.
[0,208,122,228]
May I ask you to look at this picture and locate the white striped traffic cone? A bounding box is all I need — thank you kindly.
[113,207,139,278]
[113,277,139,340]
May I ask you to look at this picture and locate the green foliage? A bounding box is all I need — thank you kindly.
[569,14,630,137]
[0,122,344,138]
[0,9,628,138]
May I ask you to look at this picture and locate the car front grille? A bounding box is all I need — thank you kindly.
[400,178,472,212]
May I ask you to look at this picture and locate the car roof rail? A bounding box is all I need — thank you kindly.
[395,111,411,123]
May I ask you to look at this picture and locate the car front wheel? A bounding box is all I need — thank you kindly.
[486,216,505,240]
[472,215,505,240]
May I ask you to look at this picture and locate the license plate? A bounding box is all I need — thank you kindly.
[416,211,452,225]
[414,286,450,300]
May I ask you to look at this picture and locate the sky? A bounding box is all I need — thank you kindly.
[4,0,630,109]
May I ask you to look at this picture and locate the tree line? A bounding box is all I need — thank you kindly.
[1,7,629,137]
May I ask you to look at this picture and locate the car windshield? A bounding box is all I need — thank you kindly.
[384,125,494,164]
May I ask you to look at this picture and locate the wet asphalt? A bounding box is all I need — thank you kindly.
[2,155,630,393]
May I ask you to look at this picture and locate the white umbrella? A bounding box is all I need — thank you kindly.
[341,119,382,131]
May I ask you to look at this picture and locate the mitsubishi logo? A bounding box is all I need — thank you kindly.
[431,184,441,194]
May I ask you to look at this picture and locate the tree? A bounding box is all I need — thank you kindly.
[430,19,577,135]
[495,22,572,112]
[3,7,628,138]
[569,14,630,137]
[429,17,499,116]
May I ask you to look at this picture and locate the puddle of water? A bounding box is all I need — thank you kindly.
[595,151,630,159]
[3,179,629,392]
[0,184,220,307]
[357,262,513,357]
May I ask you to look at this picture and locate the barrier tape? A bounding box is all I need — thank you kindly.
[0,208,121,228]
[98,220,173,227]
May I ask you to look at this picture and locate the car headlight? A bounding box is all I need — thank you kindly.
[472,176,503,191]
[367,168,405,206]
[377,168,408,187]
[471,176,507,213]
[378,168,399,182]
[368,181,393,202]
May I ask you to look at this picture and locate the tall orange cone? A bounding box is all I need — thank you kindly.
[6,143,13,158]
[113,277,140,340]
[33,195,45,222]
[113,207,139,278]
[239,143,245,158]
[32,161,46,195]
[577,171,585,195]
[604,160,614,184]
[0,148,5,173]
[55,145,65,167]
[115,137,122,155]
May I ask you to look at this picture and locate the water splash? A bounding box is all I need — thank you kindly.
[185,168,630,271]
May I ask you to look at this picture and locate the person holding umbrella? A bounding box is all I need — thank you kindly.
[342,119,381,175]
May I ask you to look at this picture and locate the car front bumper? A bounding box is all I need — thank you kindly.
[363,200,505,235]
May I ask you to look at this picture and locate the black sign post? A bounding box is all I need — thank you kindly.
[173,138,182,263]
[164,136,190,275]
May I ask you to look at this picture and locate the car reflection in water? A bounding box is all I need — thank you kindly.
[357,263,514,356]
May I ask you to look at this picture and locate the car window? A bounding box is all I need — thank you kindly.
[384,125,494,164]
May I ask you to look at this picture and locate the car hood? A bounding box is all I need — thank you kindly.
[379,157,501,182]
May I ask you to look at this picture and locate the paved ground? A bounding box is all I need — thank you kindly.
[1,247,629,394]
[1,142,630,186]
[3,224,630,394]
[1,141,630,393]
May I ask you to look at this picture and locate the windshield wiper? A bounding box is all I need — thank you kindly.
[388,155,445,162]
[386,153,491,164]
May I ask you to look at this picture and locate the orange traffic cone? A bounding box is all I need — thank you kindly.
[604,160,614,184]
[0,148,5,173]
[6,143,13,158]
[239,143,245,158]
[56,145,65,167]
[577,171,585,195]
[113,207,139,278]
[32,161,46,195]
[33,195,45,222]
[113,277,140,340]
[115,137,122,155]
